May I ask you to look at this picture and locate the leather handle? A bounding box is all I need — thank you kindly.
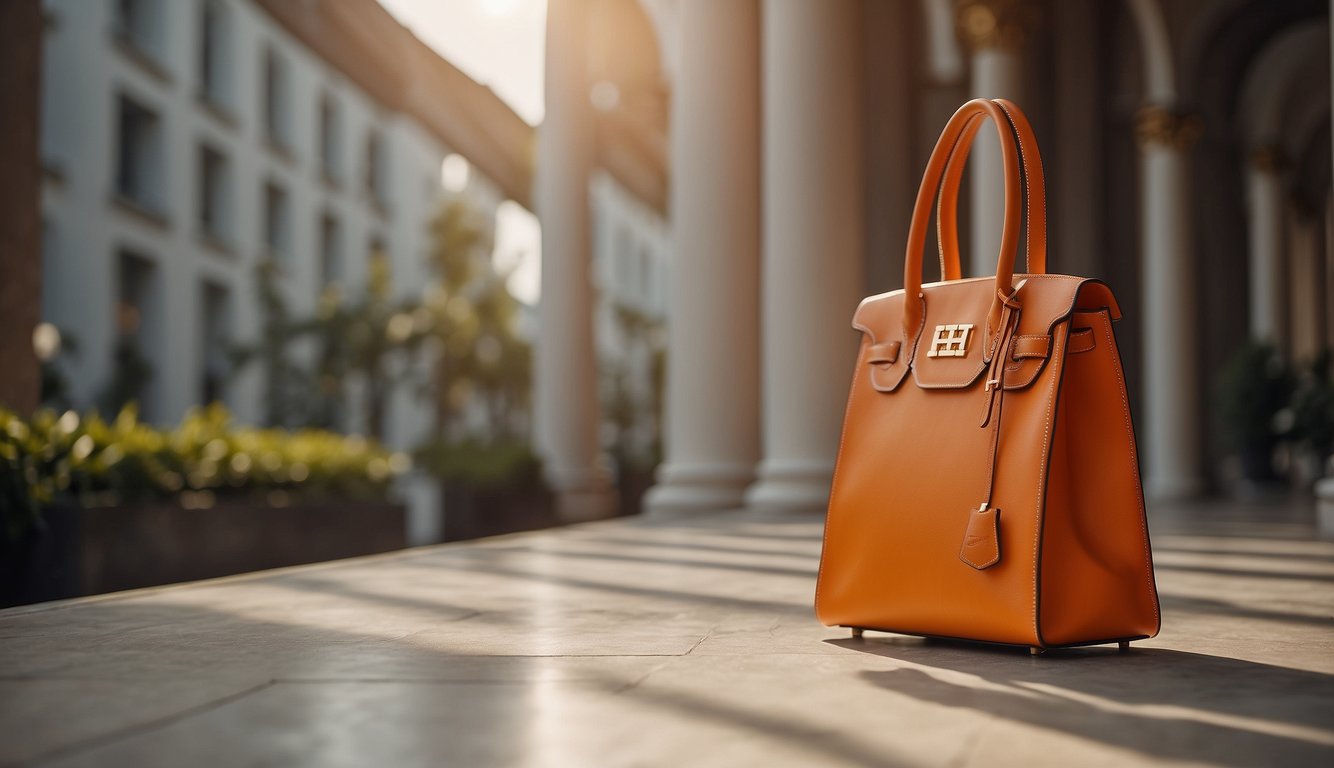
[936,99,1047,280]
[904,99,1024,348]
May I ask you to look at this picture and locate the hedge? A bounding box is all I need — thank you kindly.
[1,404,407,540]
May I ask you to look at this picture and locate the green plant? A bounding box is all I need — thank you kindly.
[1217,341,1294,481]
[229,259,312,428]
[422,200,532,442]
[413,438,543,492]
[98,336,153,417]
[1286,350,1334,462]
[601,305,665,476]
[0,404,408,541]
[230,199,532,446]
[297,250,421,439]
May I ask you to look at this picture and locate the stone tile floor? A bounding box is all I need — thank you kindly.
[1,498,1332,767]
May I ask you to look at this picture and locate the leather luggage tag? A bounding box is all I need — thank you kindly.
[959,505,1001,570]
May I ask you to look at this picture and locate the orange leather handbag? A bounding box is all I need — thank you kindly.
[815,99,1160,653]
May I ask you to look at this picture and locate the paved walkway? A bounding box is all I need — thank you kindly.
[2,499,1332,767]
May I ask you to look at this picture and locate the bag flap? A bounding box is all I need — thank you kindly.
[852,275,1121,393]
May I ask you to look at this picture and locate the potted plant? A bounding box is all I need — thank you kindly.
[0,404,408,607]
[1217,341,1293,485]
[1284,350,1334,483]
[414,438,552,541]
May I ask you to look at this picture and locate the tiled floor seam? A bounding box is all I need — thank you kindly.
[16,679,275,768]
[684,628,714,656]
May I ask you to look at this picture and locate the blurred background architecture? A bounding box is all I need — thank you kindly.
[31,0,669,485]
[6,0,1333,529]
[601,0,1331,515]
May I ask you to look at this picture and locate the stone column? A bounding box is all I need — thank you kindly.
[533,0,612,520]
[956,0,1035,278]
[1326,195,1334,350]
[1287,206,1321,362]
[644,0,761,515]
[1246,147,1286,344]
[1135,106,1204,500]
[745,0,864,513]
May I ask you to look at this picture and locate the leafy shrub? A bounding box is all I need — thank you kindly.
[413,439,544,493]
[1217,342,1294,452]
[1285,350,1334,461]
[0,404,408,541]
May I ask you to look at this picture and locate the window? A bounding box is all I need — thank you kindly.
[319,93,341,181]
[200,281,231,405]
[115,95,165,212]
[197,144,231,241]
[263,181,290,261]
[319,213,342,290]
[262,47,291,147]
[364,130,387,208]
[110,251,160,418]
[198,0,230,107]
[116,0,164,61]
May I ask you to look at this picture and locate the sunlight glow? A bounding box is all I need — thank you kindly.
[377,0,545,124]
[441,153,470,192]
[480,0,522,16]
[493,200,541,305]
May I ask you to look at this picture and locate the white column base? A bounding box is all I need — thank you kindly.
[745,458,833,514]
[555,486,618,523]
[643,462,754,517]
[544,463,611,495]
[545,464,615,523]
[1145,474,1206,502]
[1316,477,1334,540]
[399,471,443,546]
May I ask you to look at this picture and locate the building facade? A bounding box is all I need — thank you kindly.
[591,170,670,473]
[37,0,524,454]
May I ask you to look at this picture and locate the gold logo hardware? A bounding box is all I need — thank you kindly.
[926,323,974,358]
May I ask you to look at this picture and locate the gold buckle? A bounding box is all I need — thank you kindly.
[926,323,974,358]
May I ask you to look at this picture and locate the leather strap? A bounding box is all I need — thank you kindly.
[936,99,1047,280]
[904,99,1024,354]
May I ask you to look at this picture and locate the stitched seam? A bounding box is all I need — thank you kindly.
[1095,312,1160,630]
[960,550,996,569]
[959,530,999,569]
[997,100,1045,273]
[1001,100,1034,271]
[814,337,868,622]
[938,113,986,279]
[1002,360,1046,390]
[912,360,987,388]
[1067,329,1095,354]
[1032,322,1063,645]
[860,276,1084,392]
[853,317,908,392]
[871,364,909,392]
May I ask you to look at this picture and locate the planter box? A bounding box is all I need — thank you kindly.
[1,500,405,608]
[441,486,556,542]
[617,470,655,518]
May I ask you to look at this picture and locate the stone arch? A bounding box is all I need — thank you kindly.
[1178,0,1330,477]
[1123,0,1177,103]
[1237,21,1329,153]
